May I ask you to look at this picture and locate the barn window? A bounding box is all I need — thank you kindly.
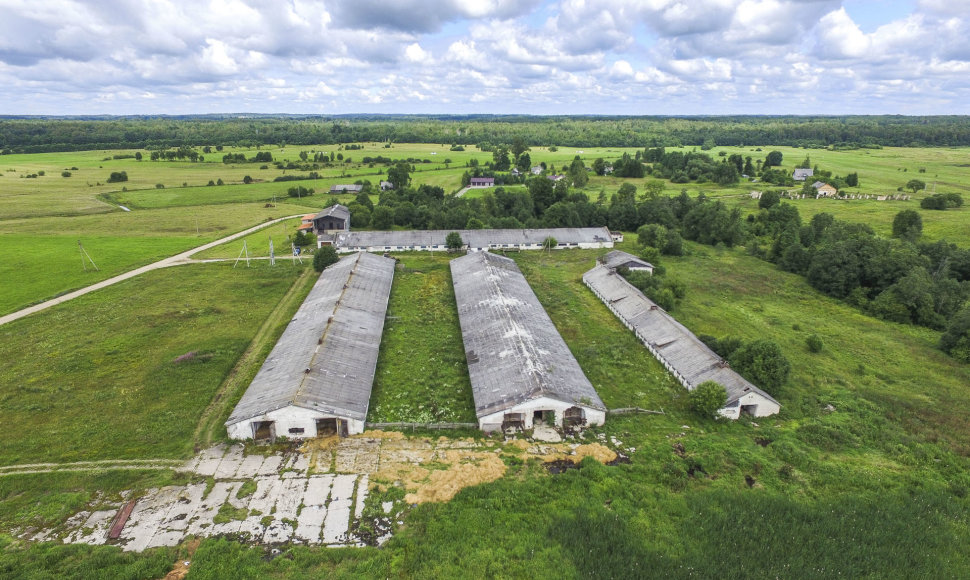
[564,406,585,427]
[252,421,275,440]
[502,413,525,431]
[288,427,305,435]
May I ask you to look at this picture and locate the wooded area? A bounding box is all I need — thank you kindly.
[4,114,970,153]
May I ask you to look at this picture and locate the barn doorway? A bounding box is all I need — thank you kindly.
[252,421,275,441]
[316,418,349,438]
[564,406,585,427]
[533,410,554,427]
[741,404,759,416]
[502,413,525,431]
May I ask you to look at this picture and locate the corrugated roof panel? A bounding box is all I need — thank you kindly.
[226,252,395,425]
[451,252,605,418]
[335,227,612,250]
[583,263,779,407]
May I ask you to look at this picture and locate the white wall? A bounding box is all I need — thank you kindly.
[227,405,365,440]
[478,396,606,432]
[717,392,780,420]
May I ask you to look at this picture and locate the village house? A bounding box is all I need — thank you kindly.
[329,184,363,195]
[312,204,350,235]
[380,181,394,191]
[793,168,814,181]
[813,182,838,197]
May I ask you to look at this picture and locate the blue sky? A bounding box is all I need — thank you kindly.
[0,0,968,115]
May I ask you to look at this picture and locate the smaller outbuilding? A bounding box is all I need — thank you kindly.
[470,177,495,187]
[329,184,363,195]
[793,168,814,181]
[813,182,838,197]
[600,250,653,274]
[380,181,394,191]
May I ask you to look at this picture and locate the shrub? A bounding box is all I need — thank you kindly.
[243,175,253,184]
[806,334,824,353]
[61,171,71,177]
[313,245,339,272]
[690,381,727,418]
[106,171,128,183]
[155,183,165,189]
[729,339,791,392]
[446,231,464,250]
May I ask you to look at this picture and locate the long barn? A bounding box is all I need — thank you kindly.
[329,227,613,252]
[451,252,606,432]
[226,252,395,439]
[583,261,780,419]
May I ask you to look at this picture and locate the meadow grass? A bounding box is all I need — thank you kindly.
[0,262,302,463]
[368,254,476,423]
[0,202,318,315]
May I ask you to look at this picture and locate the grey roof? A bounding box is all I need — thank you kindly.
[451,252,606,418]
[313,204,350,221]
[335,227,612,250]
[793,168,814,180]
[330,184,363,193]
[583,263,779,408]
[601,250,653,270]
[226,252,395,425]
[811,181,827,189]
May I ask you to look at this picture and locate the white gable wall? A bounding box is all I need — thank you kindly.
[717,391,781,420]
[478,396,606,432]
[227,405,366,440]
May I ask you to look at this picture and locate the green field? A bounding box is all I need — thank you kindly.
[0,263,303,463]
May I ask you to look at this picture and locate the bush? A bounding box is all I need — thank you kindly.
[61,171,71,177]
[243,175,253,184]
[940,307,970,363]
[446,231,464,250]
[729,339,791,392]
[806,334,824,353]
[106,171,128,183]
[690,381,727,418]
[313,245,339,272]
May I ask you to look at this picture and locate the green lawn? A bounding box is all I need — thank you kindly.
[0,263,303,463]
[368,254,476,423]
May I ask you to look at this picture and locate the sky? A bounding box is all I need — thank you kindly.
[1,0,969,116]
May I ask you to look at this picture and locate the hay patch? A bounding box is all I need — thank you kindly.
[405,455,506,504]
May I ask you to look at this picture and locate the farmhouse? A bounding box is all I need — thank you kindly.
[813,182,838,197]
[225,252,395,440]
[601,250,653,274]
[331,227,613,252]
[793,168,814,181]
[451,252,606,432]
[469,177,494,187]
[329,184,363,195]
[583,261,780,419]
[312,204,350,235]
[380,180,394,191]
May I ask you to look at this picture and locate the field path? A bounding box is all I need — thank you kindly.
[0,214,302,327]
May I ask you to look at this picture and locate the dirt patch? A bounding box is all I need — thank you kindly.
[545,459,580,475]
[160,537,201,580]
[672,442,686,457]
[745,475,756,488]
[754,438,772,447]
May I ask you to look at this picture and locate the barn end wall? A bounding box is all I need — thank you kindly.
[717,392,781,420]
[227,405,365,440]
[478,396,606,432]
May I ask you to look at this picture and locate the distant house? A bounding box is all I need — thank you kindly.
[329,184,363,195]
[793,168,814,181]
[547,174,565,182]
[470,177,494,187]
[610,231,624,243]
[298,213,316,232]
[813,182,838,197]
[312,204,351,236]
[600,250,653,274]
[379,181,394,191]
[510,168,522,177]
[531,166,543,175]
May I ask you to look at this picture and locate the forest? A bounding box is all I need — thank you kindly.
[4,114,970,153]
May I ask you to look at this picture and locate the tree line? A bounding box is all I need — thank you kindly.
[5,114,970,153]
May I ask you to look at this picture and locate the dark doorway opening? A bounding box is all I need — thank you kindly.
[741,404,758,416]
[533,410,554,426]
[253,421,275,440]
[502,413,525,431]
[316,418,349,437]
[564,406,585,427]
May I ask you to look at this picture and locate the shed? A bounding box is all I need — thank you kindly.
[225,252,395,439]
[469,177,495,187]
[583,262,779,419]
[329,184,363,195]
[813,182,838,197]
[380,181,394,191]
[601,250,653,274]
[451,252,606,432]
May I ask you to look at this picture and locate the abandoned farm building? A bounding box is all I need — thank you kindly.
[583,261,780,419]
[600,250,654,274]
[311,204,351,235]
[451,252,607,432]
[329,227,613,252]
[226,252,395,440]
